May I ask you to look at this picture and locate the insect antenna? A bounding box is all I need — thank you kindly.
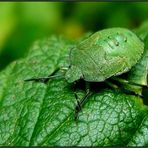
[24,67,65,83]
[24,75,64,83]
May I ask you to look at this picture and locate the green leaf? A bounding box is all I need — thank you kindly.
[127,114,148,146]
[127,44,148,86]
[135,20,148,41]
[0,36,147,146]
[124,31,148,95]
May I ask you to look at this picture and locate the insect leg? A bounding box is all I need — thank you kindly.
[73,81,82,120]
[105,80,119,89]
[74,82,92,121]
[111,77,147,87]
[110,77,146,96]
[74,93,82,121]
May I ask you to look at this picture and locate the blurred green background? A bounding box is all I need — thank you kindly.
[1,2,148,70]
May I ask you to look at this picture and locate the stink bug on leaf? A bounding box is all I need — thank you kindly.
[65,28,144,83]
[25,27,144,120]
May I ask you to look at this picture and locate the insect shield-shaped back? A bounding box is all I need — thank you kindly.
[65,28,144,83]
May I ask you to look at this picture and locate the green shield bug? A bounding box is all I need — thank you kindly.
[25,27,144,120]
[65,28,144,83]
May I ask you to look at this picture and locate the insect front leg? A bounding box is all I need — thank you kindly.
[72,81,82,120]
[74,93,82,121]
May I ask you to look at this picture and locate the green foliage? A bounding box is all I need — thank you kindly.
[0,35,147,146]
[1,3,148,71]
[122,24,148,96]
[126,37,148,95]
[0,2,63,70]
